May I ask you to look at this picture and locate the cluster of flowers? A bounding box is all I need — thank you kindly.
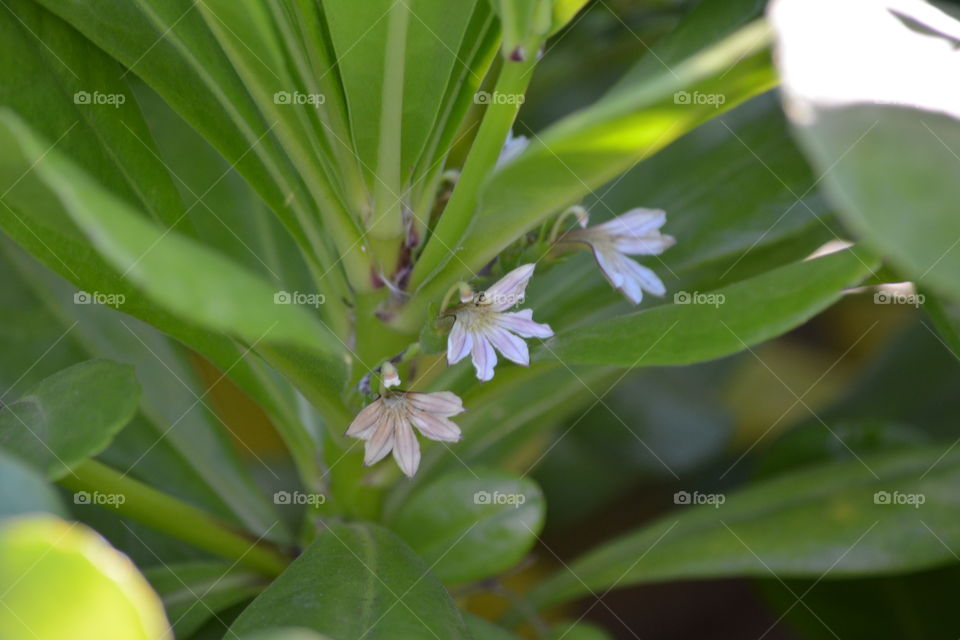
[346,206,675,476]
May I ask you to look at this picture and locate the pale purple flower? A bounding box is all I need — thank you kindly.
[447,264,553,381]
[561,208,675,304]
[346,389,465,477]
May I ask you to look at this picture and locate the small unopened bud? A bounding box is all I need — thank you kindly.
[458,283,475,304]
[381,362,400,389]
[509,45,526,62]
[570,205,589,228]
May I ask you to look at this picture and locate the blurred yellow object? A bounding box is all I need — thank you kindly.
[0,515,169,640]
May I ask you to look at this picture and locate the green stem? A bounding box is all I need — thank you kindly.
[368,1,410,275]
[407,56,537,292]
[59,460,290,576]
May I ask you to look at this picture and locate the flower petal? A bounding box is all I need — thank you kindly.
[613,232,676,255]
[410,410,462,442]
[592,245,626,289]
[363,414,395,466]
[345,400,383,439]
[624,257,667,296]
[471,334,497,381]
[391,420,421,477]
[496,309,553,339]
[447,318,473,365]
[597,208,666,237]
[407,391,464,416]
[486,326,530,366]
[484,263,535,311]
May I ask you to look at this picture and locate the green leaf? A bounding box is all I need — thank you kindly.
[238,629,333,640]
[0,449,65,519]
[2,240,290,542]
[323,0,480,185]
[537,248,877,367]
[0,515,170,639]
[144,562,265,638]
[34,0,317,248]
[549,0,591,35]
[401,18,777,328]
[0,0,186,231]
[771,0,960,302]
[467,20,775,271]
[529,91,837,331]
[547,620,614,640]
[387,469,545,584]
[529,445,960,609]
[230,522,471,639]
[0,110,347,374]
[194,0,365,271]
[613,0,765,88]
[0,360,139,479]
[463,613,526,640]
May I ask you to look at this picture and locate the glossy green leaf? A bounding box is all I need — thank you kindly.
[772,0,960,302]
[0,449,65,519]
[529,446,960,609]
[144,562,265,638]
[388,469,545,584]
[34,0,316,246]
[0,515,170,640]
[538,248,877,367]
[230,522,471,639]
[0,0,186,231]
[406,19,777,319]
[613,0,765,88]
[323,0,480,184]
[0,360,139,479]
[550,0,591,35]
[0,110,346,374]
[3,242,290,541]
[529,91,837,332]
[194,0,364,269]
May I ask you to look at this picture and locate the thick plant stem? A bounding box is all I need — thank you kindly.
[407,56,537,291]
[58,460,290,576]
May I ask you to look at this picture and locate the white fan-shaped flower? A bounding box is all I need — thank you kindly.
[447,264,553,381]
[346,389,465,477]
[562,208,675,304]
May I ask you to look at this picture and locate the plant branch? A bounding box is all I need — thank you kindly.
[58,460,290,577]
